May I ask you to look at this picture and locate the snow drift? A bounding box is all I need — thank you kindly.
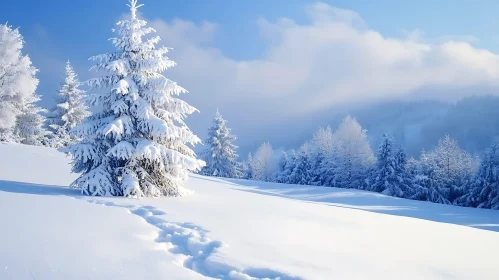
[1,143,499,280]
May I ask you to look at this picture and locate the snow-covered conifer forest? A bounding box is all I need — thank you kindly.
[2,0,499,279]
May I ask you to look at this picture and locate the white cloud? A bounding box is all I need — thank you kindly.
[144,2,499,151]
[150,2,499,114]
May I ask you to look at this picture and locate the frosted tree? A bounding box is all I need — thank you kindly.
[48,61,90,147]
[13,96,49,146]
[290,143,313,185]
[250,142,275,182]
[411,167,451,204]
[332,116,375,189]
[394,148,415,195]
[369,134,413,197]
[241,153,253,179]
[65,0,205,197]
[410,151,450,204]
[276,151,289,183]
[278,150,298,184]
[457,142,499,209]
[423,135,479,202]
[0,24,39,142]
[406,157,420,177]
[200,110,241,178]
[309,126,335,185]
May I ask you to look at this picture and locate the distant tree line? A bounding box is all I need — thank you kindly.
[200,113,499,210]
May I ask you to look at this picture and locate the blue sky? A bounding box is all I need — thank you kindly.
[3,0,499,153]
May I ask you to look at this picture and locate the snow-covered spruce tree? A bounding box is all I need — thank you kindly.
[457,142,499,209]
[332,116,375,189]
[0,24,39,142]
[250,142,275,182]
[200,110,241,178]
[48,61,90,148]
[290,143,313,185]
[369,134,413,197]
[65,0,204,197]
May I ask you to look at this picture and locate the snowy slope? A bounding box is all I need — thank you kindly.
[1,143,499,280]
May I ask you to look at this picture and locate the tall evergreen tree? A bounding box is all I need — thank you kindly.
[48,61,90,147]
[457,142,499,209]
[65,0,204,197]
[0,24,41,142]
[200,110,240,178]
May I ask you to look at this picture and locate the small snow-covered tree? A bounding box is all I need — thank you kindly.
[13,96,49,146]
[200,110,241,178]
[394,148,415,195]
[48,61,90,147]
[410,151,450,204]
[241,153,253,179]
[457,142,499,209]
[332,116,375,189]
[423,135,479,202]
[250,142,275,182]
[369,134,413,197]
[65,0,204,197]
[309,126,335,186]
[290,143,313,185]
[406,157,420,177]
[280,150,298,184]
[411,167,451,204]
[0,24,39,142]
[276,151,289,183]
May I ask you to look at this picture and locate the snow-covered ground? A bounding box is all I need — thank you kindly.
[1,143,499,280]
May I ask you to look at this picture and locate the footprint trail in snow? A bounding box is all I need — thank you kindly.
[85,199,301,280]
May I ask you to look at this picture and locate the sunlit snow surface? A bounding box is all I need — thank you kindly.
[1,143,498,280]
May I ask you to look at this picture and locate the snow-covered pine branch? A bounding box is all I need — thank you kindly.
[200,110,241,178]
[65,0,204,197]
[48,61,90,147]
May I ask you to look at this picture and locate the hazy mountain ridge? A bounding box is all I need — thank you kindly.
[246,95,499,158]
